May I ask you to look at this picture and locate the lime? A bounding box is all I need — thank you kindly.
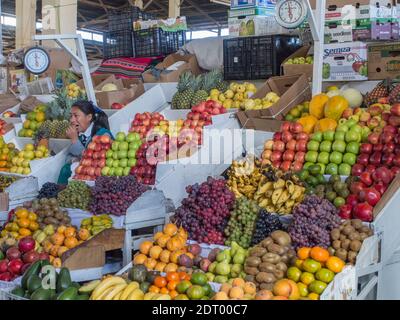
[309,164,322,176]
[191,272,208,286]
[186,285,205,300]
[306,176,318,187]
[176,280,192,294]
[333,197,346,208]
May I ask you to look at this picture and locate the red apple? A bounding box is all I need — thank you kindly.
[280,122,291,132]
[273,132,282,141]
[273,141,285,152]
[360,143,373,154]
[390,103,400,116]
[369,152,382,166]
[353,202,373,222]
[286,139,297,151]
[357,153,370,166]
[365,165,376,174]
[393,154,400,167]
[291,161,303,172]
[391,166,400,177]
[339,204,353,220]
[282,131,293,143]
[296,139,308,152]
[372,167,393,184]
[87,142,97,150]
[359,172,373,187]
[382,153,394,166]
[294,152,305,163]
[350,181,366,195]
[373,144,383,152]
[383,125,397,135]
[346,194,359,208]
[280,161,292,172]
[368,133,380,145]
[290,122,303,134]
[351,164,364,177]
[283,150,295,162]
[270,151,283,162]
[374,182,387,195]
[296,132,309,141]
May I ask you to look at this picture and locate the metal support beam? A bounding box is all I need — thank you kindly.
[185,0,221,27]
[15,0,37,49]
[169,0,180,18]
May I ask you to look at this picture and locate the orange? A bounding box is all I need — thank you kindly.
[57,226,67,234]
[19,228,32,237]
[160,287,169,294]
[15,208,29,219]
[51,233,65,246]
[167,280,178,291]
[64,237,79,249]
[64,227,76,238]
[169,290,178,299]
[149,286,160,293]
[297,247,311,260]
[50,245,60,257]
[139,241,153,255]
[78,228,90,241]
[29,221,39,231]
[163,223,178,236]
[17,218,30,228]
[326,256,345,274]
[133,254,147,265]
[178,271,190,281]
[28,212,37,221]
[154,276,167,288]
[310,247,330,263]
[153,232,164,241]
[57,246,69,257]
[294,259,304,271]
[166,272,180,282]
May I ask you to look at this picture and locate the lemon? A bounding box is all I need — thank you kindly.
[17,167,24,175]
[23,168,31,175]
[210,89,220,96]
[24,143,35,151]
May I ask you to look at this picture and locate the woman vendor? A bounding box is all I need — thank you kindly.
[58,100,113,184]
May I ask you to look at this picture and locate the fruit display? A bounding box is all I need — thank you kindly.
[328,219,373,264]
[42,226,87,267]
[102,132,142,177]
[244,231,295,291]
[66,83,85,99]
[298,167,350,207]
[224,198,260,249]
[11,263,85,300]
[171,70,227,109]
[341,167,393,222]
[73,135,113,181]
[0,119,11,136]
[80,215,113,236]
[57,181,92,210]
[133,223,189,273]
[1,111,17,118]
[284,55,314,65]
[213,278,256,300]
[289,195,341,249]
[226,156,263,199]
[0,137,18,172]
[1,207,41,240]
[172,177,236,245]
[130,112,167,140]
[241,92,280,111]
[0,238,48,282]
[0,174,17,192]
[251,210,284,246]
[284,101,310,122]
[261,122,309,172]
[130,141,157,185]
[254,166,305,215]
[304,126,361,176]
[38,182,63,199]
[9,144,49,175]
[282,246,345,300]
[90,176,148,216]
[18,105,47,138]
[25,198,72,229]
[208,81,257,110]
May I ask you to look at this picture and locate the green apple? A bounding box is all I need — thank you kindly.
[320,141,332,153]
[311,132,323,142]
[343,153,356,165]
[336,124,349,133]
[126,133,136,143]
[106,150,113,158]
[128,158,137,167]
[329,151,343,165]
[109,168,115,176]
[339,163,351,176]
[334,131,345,141]
[346,142,360,155]
[123,167,131,176]
[112,141,120,151]
[127,150,137,159]
[116,132,126,142]
[101,166,111,176]
[350,124,362,135]
[119,159,128,168]
[112,160,120,168]
[323,130,335,142]
[303,162,314,170]
[317,163,326,174]
[118,150,128,159]
[361,127,371,142]
[115,167,124,176]
[346,119,357,127]
[345,130,361,143]
[307,141,320,152]
[119,141,129,151]
[318,152,330,165]
[305,151,318,163]
[326,163,338,175]
[113,152,119,160]
[106,159,113,167]
[332,140,346,153]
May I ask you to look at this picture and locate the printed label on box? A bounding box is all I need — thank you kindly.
[229,15,288,37]
[230,0,276,9]
[325,22,354,43]
[323,42,368,81]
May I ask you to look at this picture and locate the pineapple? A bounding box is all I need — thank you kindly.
[172,72,195,109]
[364,81,390,107]
[210,69,228,92]
[191,74,209,107]
[37,120,70,139]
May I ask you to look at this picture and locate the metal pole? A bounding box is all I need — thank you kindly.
[311,0,325,95]
[0,0,3,56]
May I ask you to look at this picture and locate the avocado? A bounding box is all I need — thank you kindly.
[57,287,78,300]
[11,287,25,298]
[21,260,42,290]
[24,291,31,299]
[76,294,90,300]
[130,264,147,283]
[145,270,160,284]
[56,268,72,293]
[31,288,52,300]
[27,274,43,294]
[49,289,57,300]
[140,281,150,293]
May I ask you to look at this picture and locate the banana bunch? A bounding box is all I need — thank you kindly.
[254,178,305,215]
[81,214,113,236]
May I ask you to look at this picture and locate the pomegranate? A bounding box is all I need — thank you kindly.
[339,204,352,220]
[346,194,359,208]
[353,202,374,222]
[372,167,393,185]
[8,259,24,275]
[358,188,381,206]
[18,237,35,253]
[6,247,21,261]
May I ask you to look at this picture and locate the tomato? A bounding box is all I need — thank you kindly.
[154,276,167,288]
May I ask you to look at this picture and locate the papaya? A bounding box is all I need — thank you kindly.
[314,118,338,133]
[297,115,318,134]
[21,260,42,290]
[56,268,72,293]
[324,96,349,121]
[31,288,52,300]
[57,287,78,300]
[310,94,329,120]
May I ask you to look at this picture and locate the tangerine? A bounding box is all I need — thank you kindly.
[51,233,65,246]
[154,276,167,288]
[326,256,345,273]
[19,228,31,237]
[167,280,179,291]
[169,290,178,299]
[78,228,90,241]
[139,241,153,255]
[310,247,330,263]
[297,247,312,260]
[149,286,160,293]
[64,227,76,238]
[133,253,147,265]
[160,287,169,294]
[29,221,39,231]
[15,208,29,219]
[64,237,79,249]
[17,218,30,228]
[166,272,179,282]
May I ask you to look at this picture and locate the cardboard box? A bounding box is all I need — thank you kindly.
[325,21,354,43]
[282,46,313,79]
[322,42,368,81]
[374,173,400,219]
[228,6,274,18]
[0,94,20,114]
[243,74,312,120]
[229,15,289,37]
[142,54,201,83]
[41,48,72,85]
[0,192,9,212]
[133,17,187,31]
[9,69,27,93]
[237,111,284,131]
[368,42,400,80]
[76,74,118,92]
[230,0,276,9]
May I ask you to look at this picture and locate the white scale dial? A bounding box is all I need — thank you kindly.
[24,47,51,75]
[275,0,308,29]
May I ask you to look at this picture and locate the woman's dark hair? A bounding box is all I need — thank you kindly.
[72,100,110,137]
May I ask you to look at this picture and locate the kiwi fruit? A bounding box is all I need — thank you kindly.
[359,232,369,241]
[332,240,341,250]
[335,248,348,261]
[328,247,335,256]
[260,237,273,248]
[275,262,288,273]
[331,229,341,241]
[246,256,261,268]
[273,269,285,280]
[348,232,361,241]
[351,219,363,230]
[359,226,372,234]
[244,266,258,276]
[341,239,351,250]
[260,283,274,291]
[350,240,362,252]
[256,272,276,284]
[245,275,255,283]
[270,231,291,247]
[339,234,347,241]
[348,251,357,264]
[342,225,355,235]
[258,262,276,273]
[250,246,267,257]
[267,243,285,255]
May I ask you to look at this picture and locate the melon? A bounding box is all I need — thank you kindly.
[341,88,363,108]
[102,83,118,92]
[326,90,341,98]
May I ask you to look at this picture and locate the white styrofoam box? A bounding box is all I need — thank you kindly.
[0,103,20,119]
[243,129,273,158]
[160,108,190,121]
[32,94,56,104]
[320,265,357,300]
[2,175,39,201]
[108,85,170,134]
[322,42,368,81]
[229,15,290,37]
[143,83,178,102]
[355,235,380,269]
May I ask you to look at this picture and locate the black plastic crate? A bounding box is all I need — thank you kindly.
[108,6,155,32]
[103,30,134,59]
[133,29,186,58]
[223,35,302,80]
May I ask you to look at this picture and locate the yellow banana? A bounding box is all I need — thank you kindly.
[272,189,283,205]
[286,181,295,194]
[91,276,127,300]
[126,288,145,300]
[120,281,140,300]
[277,190,289,205]
[113,291,123,300]
[102,283,127,300]
[94,286,116,300]
[274,179,285,189]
